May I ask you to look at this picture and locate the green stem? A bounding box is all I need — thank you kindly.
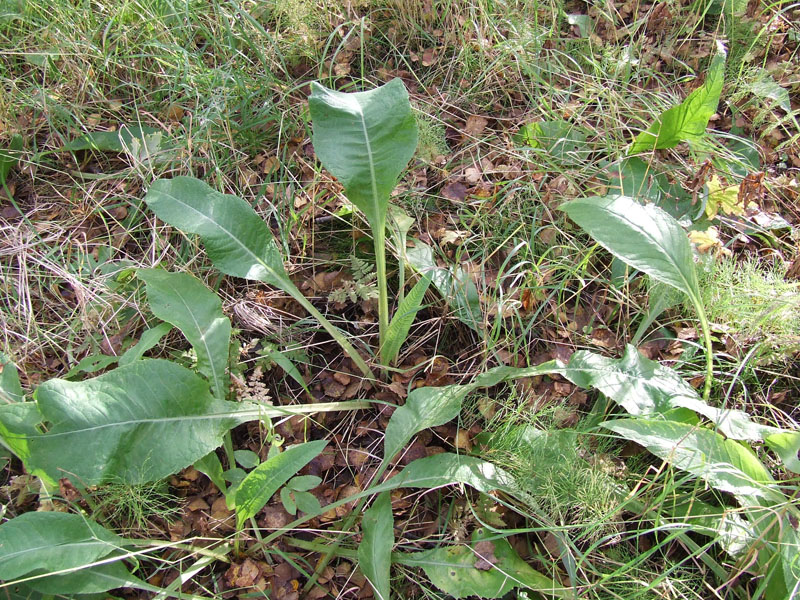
[374,221,390,368]
[694,299,714,402]
[290,291,376,380]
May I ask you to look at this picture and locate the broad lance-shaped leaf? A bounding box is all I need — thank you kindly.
[560,195,700,302]
[234,440,326,528]
[144,177,292,287]
[629,42,726,154]
[26,359,251,485]
[384,361,561,462]
[138,269,231,400]
[602,419,781,503]
[309,79,417,231]
[405,529,565,599]
[0,512,125,582]
[143,176,374,379]
[0,352,24,403]
[359,492,393,600]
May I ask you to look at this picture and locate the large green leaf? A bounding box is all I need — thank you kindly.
[27,359,249,485]
[234,440,327,528]
[629,43,726,153]
[0,402,39,462]
[0,352,24,404]
[144,177,292,288]
[0,512,124,582]
[143,176,374,379]
[602,419,780,503]
[564,345,699,420]
[308,79,417,231]
[358,491,394,600]
[407,529,564,599]
[138,269,231,400]
[560,195,699,301]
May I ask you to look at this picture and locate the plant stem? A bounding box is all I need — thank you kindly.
[374,221,390,368]
[694,299,714,402]
[290,291,376,380]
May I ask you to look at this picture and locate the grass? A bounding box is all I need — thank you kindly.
[1,0,799,598]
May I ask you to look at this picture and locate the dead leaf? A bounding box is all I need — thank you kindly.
[473,540,498,570]
[421,48,437,66]
[440,181,469,202]
[464,115,489,137]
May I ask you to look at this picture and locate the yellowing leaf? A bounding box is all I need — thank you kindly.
[705,176,743,219]
[689,226,729,256]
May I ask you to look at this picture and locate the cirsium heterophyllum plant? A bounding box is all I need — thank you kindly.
[308,78,422,367]
[142,79,426,378]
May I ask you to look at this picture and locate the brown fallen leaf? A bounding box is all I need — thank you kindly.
[473,540,498,570]
[464,114,489,137]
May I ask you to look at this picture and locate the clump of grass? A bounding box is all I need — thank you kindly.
[92,479,181,536]
[414,113,448,163]
[479,403,623,543]
[692,255,800,361]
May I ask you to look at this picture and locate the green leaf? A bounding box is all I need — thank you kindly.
[381,275,430,365]
[385,361,560,463]
[293,490,322,515]
[406,239,483,331]
[409,531,563,599]
[629,43,726,153]
[602,419,780,503]
[0,134,23,186]
[24,560,140,595]
[309,79,417,232]
[234,440,327,528]
[62,125,162,153]
[516,120,590,167]
[0,402,39,462]
[260,346,311,395]
[0,512,124,582]
[0,352,24,403]
[139,267,231,400]
[373,453,518,497]
[195,451,227,493]
[280,486,297,515]
[287,474,321,491]
[234,449,260,469]
[560,195,700,301]
[143,176,374,379]
[764,431,800,474]
[118,321,173,367]
[359,491,393,600]
[564,345,701,420]
[27,359,249,485]
[63,353,118,379]
[144,177,291,287]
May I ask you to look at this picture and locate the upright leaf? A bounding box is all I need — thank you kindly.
[27,359,249,485]
[359,492,394,600]
[629,43,726,153]
[0,352,24,404]
[118,321,173,367]
[234,440,327,528]
[138,269,231,400]
[561,195,699,301]
[309,79,417,231]
[381,275,430,365]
